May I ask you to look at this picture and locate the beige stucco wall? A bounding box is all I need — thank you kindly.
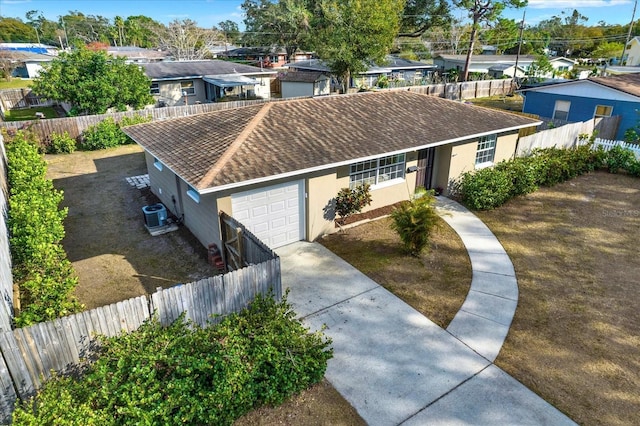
[307,152,418,240]
[432,131,519,194]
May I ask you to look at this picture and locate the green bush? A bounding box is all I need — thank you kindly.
[46,131,76,154]
[495,157,538,196]
[390,188,439,255]
[13,293,332,425]
[6,131,82,326]
[454,166,514,210]
[79,114,150,151]
[627,158,640,177]
[334,184,372,225]
[605,145,636,173]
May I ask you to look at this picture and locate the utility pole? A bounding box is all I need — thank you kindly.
[620,0,638,65]
[513,9,526,91]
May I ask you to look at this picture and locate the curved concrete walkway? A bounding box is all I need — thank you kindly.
[276,198,576,425]
[436,197,518,363]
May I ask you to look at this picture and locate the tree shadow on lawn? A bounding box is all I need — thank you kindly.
[49,148,215,310]
[477,171,640,426]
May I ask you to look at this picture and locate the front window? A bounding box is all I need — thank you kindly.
[553,100,571,121]
[150,82,159,95]
[594,105,613,118]
[349,154,405,189]
[475,134,497,166]
[181,80,195,96]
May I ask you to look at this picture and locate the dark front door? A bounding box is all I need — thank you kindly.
[416,147,435,190]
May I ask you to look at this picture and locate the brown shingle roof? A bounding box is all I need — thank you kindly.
[124,91,540,191]
[589,73,640,98]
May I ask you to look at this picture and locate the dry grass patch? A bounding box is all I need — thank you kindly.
[477,171,640,426]
[319,215,471,328]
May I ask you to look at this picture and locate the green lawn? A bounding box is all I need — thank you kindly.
[3,106,58,121]
[0,78,32,90]
[470,94,524,113]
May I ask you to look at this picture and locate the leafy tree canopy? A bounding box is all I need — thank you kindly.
[31,47,153,115]
[453,0,527,80]
[399,0,451,38]
[309,0,405,92]
[0,17,36,43]
[242,0,311,60]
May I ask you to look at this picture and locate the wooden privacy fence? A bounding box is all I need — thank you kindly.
[0,257,280,423]
[220,211,278,271]
[407,78,514,100]
[0,89,54,113]
[0,97,277,142]
[0,135,13,335]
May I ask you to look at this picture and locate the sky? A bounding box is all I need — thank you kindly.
[0,0,637,30]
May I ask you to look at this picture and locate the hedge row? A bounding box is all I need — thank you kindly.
[13,293,333,426]
[6,131,82,326]
[41,114,151,154]
[453,144,640,211]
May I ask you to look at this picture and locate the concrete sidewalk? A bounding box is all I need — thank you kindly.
[276,198,576,426]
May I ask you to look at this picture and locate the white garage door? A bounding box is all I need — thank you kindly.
[231,180,304,248]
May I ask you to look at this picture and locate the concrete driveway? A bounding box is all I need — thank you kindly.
[276,239,575,426]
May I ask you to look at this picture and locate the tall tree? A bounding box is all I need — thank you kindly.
[113,16,125,46]
[217,20,240,46]
[0,17,36,42]
[124,16,164,48]
[60,11,111,45]
[31,47,153,115]
[25,10,44,43]
[480,17,519,54]
[0,50,20,80]
[399,0,451,38]
[453,0,527,81]
[242,0,311,60]
[158,19,220,60]
[309,0,405,93]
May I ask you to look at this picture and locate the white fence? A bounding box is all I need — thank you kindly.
[516,116,621,157]
[589,138,640,159]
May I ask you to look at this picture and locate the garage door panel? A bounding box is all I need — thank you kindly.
[231,180,304,248]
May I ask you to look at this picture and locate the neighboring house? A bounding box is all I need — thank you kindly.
[0,50,54,78]
[549,57,576,76]
[124,90,539,250]
[488,63,526,79]
[280,71,331,98]
[623,36,640,66]
[107,46,171,63]
[286,56,437,89]
[141,60,277,106]
[222,47,315,67]
[434,54,575,78]
[0,43,58,56]
[520,73,640,139]
[223,47,288,68]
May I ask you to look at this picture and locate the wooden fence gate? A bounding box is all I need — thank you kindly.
[220,213,245,271]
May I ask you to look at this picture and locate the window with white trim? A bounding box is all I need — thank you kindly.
[553,100,571,121]
[475,134,497,166]
[181,80,195,96]
[349,154,405,189]
[150,82,159,95]
[153,157,163,171]
[594,105,613,118]
[187,185,200,203]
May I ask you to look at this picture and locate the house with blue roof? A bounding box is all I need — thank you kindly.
[520,73,640,140]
